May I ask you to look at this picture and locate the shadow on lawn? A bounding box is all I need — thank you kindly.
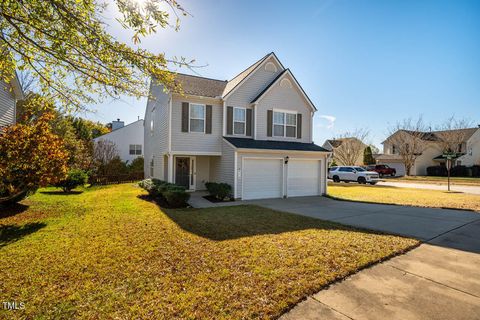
[161,204,372,241]
[40,190,84,195]
[0,203,30,219]
[0,222,46,248]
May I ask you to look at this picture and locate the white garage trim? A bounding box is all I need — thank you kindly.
[241,157,284,200]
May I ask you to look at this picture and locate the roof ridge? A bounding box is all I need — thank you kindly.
[227,52,272,82]
[175,72,227,82]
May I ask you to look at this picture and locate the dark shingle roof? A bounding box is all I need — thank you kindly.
[401,128,479,142]
[224,137,328,152]
[326,139,343,148]
[174,73,227,98]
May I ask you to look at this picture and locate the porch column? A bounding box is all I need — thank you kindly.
[167,154,174,183]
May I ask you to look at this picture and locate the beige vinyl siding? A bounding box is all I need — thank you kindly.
[0,80,16,127]
[236,151,328,199]
[255,73,312,143]
[224,56,283,138]
[144,82,170,180]
[209,140,235,190]
[195,156,211,190]
[171,96,223,153]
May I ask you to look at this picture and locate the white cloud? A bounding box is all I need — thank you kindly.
[317,114,336,129]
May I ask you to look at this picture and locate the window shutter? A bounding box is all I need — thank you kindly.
[206,105,212,134]
[226,106,233,135]
[296,113,302,139]
[181,102,189,132]
[267,110,273,137]
[246,109,252,136]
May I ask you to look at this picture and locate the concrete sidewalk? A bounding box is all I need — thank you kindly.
[377,180,480,195]
[245,196,480,319]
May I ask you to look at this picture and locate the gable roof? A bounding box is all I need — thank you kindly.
[222,52,285,98]
[326,139,343,148]
[174,73,227,98]
[221,53,272,97]
[224,137,328,152]
[385,128,479,144]
[250,69,317,111]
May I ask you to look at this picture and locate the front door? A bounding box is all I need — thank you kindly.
[175,157,190,189]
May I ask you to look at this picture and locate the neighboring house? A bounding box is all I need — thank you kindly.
[322,138,367,166]
[93,119,144,163]
[377,127,480,176]
[0,73,24,127]
[144,52,330,200]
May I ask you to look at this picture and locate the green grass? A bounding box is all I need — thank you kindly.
[329,184,480,211]
[392,176,480,186]
[0,184,417,319]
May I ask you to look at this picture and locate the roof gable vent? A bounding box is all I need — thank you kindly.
[280,78,292,88]
[265,61,278,73]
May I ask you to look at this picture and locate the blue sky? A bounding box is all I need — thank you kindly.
[84,0,480,149]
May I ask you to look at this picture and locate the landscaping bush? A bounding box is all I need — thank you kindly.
[163,187,190,208]
[472,165,480,177]
[426,166,447,176]
[205,182,232,200]
[128,157,144,173]
[450,165,469,177]
[56,169,89,192]
[138,178,189,208]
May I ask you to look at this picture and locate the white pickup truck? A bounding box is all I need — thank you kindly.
[328,166,380,185]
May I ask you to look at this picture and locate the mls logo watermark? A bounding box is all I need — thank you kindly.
[2,301,25,310]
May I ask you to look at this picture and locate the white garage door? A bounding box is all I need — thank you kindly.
[380,162,405,177]
[243,159,283,200]
[287,160,321,197]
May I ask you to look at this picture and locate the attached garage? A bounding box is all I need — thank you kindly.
[223,137,330,200]
[242,158,283,200]
[287,159,322,197]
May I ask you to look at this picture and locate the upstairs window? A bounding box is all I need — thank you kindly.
[189,103,205,133]
[233,107,246,135]
[273,111,297,138]
[129,144,142,155]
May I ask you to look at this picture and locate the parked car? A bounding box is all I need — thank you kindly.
[366,164,396,177]
[328,166,380,185]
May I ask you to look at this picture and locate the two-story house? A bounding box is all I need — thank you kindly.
[93,119,144,163]
[377,127,480,176]
[144,52,330,200]
[0,73,24,128]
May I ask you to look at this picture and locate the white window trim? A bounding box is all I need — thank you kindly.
[273,109,297,138]
[188,103,206,133]
[233,107,246,136]
[129,144,142,155]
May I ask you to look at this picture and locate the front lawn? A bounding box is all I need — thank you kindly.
[329,184,480,211]
[0,184,417,319]
[391,176,480,186]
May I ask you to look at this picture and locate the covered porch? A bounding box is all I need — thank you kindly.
[164,152,221,191]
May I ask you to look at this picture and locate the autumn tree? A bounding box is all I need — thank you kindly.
[332,129,369,166]
[16,95,107,171]
[93,140,120,174]
[0,0,191,111]
[387,117,427,176]
[435,116,473,154]
[0,97,68,203]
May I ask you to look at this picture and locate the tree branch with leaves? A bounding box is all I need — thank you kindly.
[0,0,192,111]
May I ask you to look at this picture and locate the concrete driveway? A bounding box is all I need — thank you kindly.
[245,196,480,320]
